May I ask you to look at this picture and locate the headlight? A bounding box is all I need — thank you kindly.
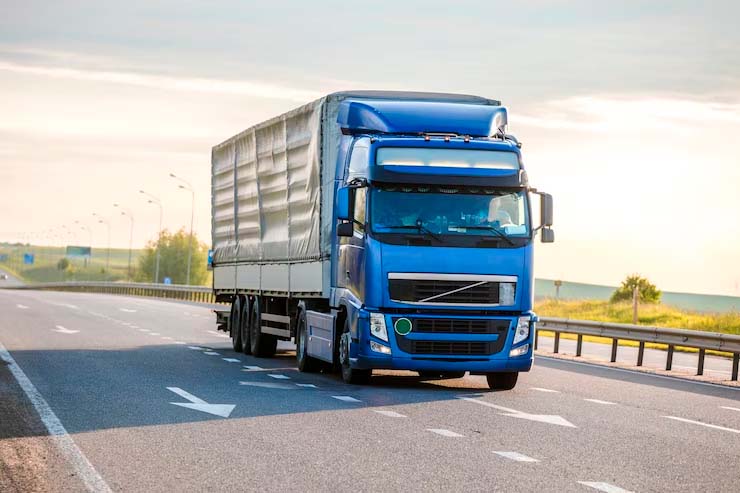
[513,316,530,345]
[499,282,515,305]
[370,313,388,342]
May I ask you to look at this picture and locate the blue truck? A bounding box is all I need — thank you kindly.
[211,91,553,390]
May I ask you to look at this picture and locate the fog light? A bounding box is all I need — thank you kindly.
[509,344,529,357]
[370,340,391,354]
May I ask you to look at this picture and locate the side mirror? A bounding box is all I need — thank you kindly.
[337,222,354,237]
[541,228,555,243]
[337,187,353,221]
[540,193,553,227]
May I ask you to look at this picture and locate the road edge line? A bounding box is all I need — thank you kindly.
[0,341,112,493]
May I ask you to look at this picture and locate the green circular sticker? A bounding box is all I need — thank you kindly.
[394,318,413,336]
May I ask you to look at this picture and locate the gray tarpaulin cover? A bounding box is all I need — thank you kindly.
[211,96,341,265]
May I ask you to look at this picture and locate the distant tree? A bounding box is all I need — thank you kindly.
[610,274,661,304]
[57,257,70,271]
[135,228,208,285]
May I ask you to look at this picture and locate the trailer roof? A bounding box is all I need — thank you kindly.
[329,90,500,106]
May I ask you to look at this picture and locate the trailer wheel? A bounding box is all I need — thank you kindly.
[340,319,371,384]
[249,298,277,358]
[239,297,251,355]
[486,372,518,391]
[296,310,320,372]
[229,297,242,352]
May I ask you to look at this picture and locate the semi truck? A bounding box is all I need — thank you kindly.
[211,91,553,390]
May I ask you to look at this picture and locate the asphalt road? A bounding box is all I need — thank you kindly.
[0,289,739,492]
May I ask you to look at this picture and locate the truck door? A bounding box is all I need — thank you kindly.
[338,187,367,301]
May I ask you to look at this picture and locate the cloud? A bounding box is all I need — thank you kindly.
[0,60,322,102]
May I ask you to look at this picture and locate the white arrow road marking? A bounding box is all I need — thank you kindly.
[578,482,634,493]
[203,351,220,355]
[427,428,464,437]
[174,341,186,345]
[331,395,361,403]
[16,304,29,309]
[494,451,539,462]
[167,387,234,418]
[374,410,407,418]
[295,383,317,388]
[148,333,161,336]
[138,329,150,332]
[268,374,290,380]
[458,396,576,428]
[51,302,79,310]
[239,381,297,389]
[222,358,241,363]
[188,346,204,350]
[584,399,616,405]
[242,365,264,371]
[53,325,79,334]
[119,308,137,313]
[663,416,740,434]
[721,406,740,412]
[161,336,174,340]
[531,387,560,393]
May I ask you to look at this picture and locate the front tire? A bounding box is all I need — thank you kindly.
[229,297,242,352]
[296,310,320,372]
[239,297,252,355]
[339,319,371,384]
[249,298,277,358]
[486,372,518,391]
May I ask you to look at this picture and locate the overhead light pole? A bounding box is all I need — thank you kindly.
[74,220,93,268]
[92,213,111,277]
[113,203,135,281]
[169,173,195,285]
[139,190,163,284]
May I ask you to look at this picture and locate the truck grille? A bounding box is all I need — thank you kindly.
[389,279,503,304]
[396,339,497,355]
[404,318,510,335]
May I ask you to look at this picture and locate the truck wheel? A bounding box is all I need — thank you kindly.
[249,298,277,358]
[339,320,371,384]
[229,297,242,352]
[296,310,320,372]
[486,372,518,391]
[239,297,251,355]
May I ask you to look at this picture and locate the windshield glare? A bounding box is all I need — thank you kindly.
[370,186,529,237]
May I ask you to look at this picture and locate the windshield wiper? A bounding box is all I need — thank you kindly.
[376,220,443,243]
[463,225,515,246]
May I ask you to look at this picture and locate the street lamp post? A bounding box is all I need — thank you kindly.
[92,213,111,277]
[114,203,135,280]
[169,173,195,285]
[139,190,163,284]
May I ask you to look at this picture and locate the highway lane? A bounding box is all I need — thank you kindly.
[0,289,738,492]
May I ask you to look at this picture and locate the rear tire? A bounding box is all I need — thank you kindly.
[249,298,277,358]
[239,297,252,355]
[229,297,242,352]
[486,372,518,391]
[296,310,320,372]
[339,319,371,384]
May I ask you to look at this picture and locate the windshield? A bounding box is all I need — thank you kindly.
[370,185,530,239]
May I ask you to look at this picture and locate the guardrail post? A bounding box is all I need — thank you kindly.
[637,341,645,366]
[732,353,739,381]
[697,348,705,376]
[610,339,618,362]
[666,345,674,371]
[534,329,539,350]
[576,334,583,357]
[553,332,560,353]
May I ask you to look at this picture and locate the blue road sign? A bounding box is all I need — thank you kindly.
[23,253,34,265]
[207,249,214,270]
[0,254,8,262]
[163,277,172,285]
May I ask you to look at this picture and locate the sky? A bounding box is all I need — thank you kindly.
[1,1,739,296]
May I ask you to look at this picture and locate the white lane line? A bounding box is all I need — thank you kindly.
[721,406,740,412]
[295,383,317,388]
[374,410,407,418]
[663,416,740,434]
[174,341,187,345]
[584,399,617,405]
[243,365,263,371]
[268,374,291,380]
[203,351,220,356]
[51,302,79,310]
[531,387,560,393]
[130,325,140,329]
[331,395,361,403]
[239,381,296,389]
[493,451,539,462]
[138,329,150,332]
[53,325,79,334]
[161,336,174,341]
[578,481,634,493]
[16,304,29,309]
[427,428,464,437]
[148,332,161,336]
[222,358,241,363]
[119,308,137,313]
[188,346,204,350]
[0,342,113,492]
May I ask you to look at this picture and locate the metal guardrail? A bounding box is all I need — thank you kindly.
[3,282,738,381]
[5,281,219,304]
[537,317,740,381]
